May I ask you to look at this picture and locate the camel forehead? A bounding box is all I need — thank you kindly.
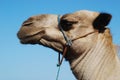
[75,10,98,14]
[62,10,99,22]
[74,10,99,17]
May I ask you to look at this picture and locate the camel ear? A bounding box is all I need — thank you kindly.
[93,13,112,31]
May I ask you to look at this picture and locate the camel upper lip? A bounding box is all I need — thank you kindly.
[17,28,44,39]
[17,31,38,40]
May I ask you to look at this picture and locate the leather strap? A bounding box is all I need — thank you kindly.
[57,46,69,66]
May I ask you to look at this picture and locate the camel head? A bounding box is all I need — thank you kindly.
[17,10,120,80]
[17,10,112,57]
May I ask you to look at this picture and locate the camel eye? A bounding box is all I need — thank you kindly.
[60,20,77,31]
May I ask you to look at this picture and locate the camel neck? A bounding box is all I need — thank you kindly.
[69,34,118,80]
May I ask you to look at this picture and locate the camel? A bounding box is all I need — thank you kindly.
[17,10,120,80]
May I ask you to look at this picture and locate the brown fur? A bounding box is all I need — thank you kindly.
[17,10,120,80]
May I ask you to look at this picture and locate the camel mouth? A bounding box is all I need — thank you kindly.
[17,31,45,44]
[18,32,39,44]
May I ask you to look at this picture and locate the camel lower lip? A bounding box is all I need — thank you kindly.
[19,31,44,44]
[19,35,35,44]
[20,37,33,44]
[20,37,39,44]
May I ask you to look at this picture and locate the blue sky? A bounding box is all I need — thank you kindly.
[0,0,120,80]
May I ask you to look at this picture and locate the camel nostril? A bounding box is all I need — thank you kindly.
[22,22,33,26]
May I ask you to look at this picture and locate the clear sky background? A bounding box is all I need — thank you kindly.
[0,0,120,80]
